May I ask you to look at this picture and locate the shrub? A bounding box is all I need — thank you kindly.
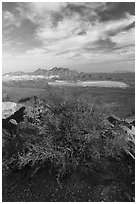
[2,98,134,185]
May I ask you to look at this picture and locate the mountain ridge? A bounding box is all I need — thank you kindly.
[3,67,80,80]
[3,67,134,76]
[3,67,135,84]
[3,67,77,76]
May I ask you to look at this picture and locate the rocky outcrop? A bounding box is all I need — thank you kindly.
[107,115,122,126]
[2,103,25,136]
[2,102,24,119]
[107,115,135,135]
[2,118,18,136]
[7,106,25,123]
[3,102,18,119]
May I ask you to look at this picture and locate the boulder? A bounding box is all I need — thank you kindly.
[2,106,25,136]
[107,115,122,126]
[2,102,24,119]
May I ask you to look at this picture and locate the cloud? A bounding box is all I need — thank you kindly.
[34,11,134,57]
[35,17,82,41]
[104,13,135,36]
[2,11,21,29]
[111,27,135,48]
[2,2,135,73]
[85,38,116,53]
[29,2,67,13]
[98,2,135,21]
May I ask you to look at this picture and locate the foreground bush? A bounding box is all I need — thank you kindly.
[2,99,134,186]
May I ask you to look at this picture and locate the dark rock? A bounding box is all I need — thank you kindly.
[2,106,25,136]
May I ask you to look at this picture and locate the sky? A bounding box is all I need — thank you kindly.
[2,2,135,74]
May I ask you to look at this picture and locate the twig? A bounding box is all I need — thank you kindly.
[126,150,135,160]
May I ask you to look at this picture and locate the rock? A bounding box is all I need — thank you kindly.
[2,118,17,136]
[2,102,17,119]
[125,118,135,127]
[8,119,18,125]
[2,102,24,119]
[107,115,122,126]
[9,106,25,123]
[2,106,25,136]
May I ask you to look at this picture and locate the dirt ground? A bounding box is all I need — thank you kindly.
[3,157,134,202]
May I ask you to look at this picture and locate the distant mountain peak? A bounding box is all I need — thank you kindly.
[33,68,48,75]
[50,67,69,71]
[34,68,46,72]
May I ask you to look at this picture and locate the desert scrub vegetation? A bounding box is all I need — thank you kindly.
[2,98,134,188]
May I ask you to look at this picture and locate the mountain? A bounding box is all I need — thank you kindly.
[3,71,25,76]
[3,67,135,85]
[113,70,135,74]
[48,67,80,79]
[32,67,80,79]
[3,67,81,80]
[33,68,48,75]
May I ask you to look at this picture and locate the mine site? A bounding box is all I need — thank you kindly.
[2,2,135,202]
